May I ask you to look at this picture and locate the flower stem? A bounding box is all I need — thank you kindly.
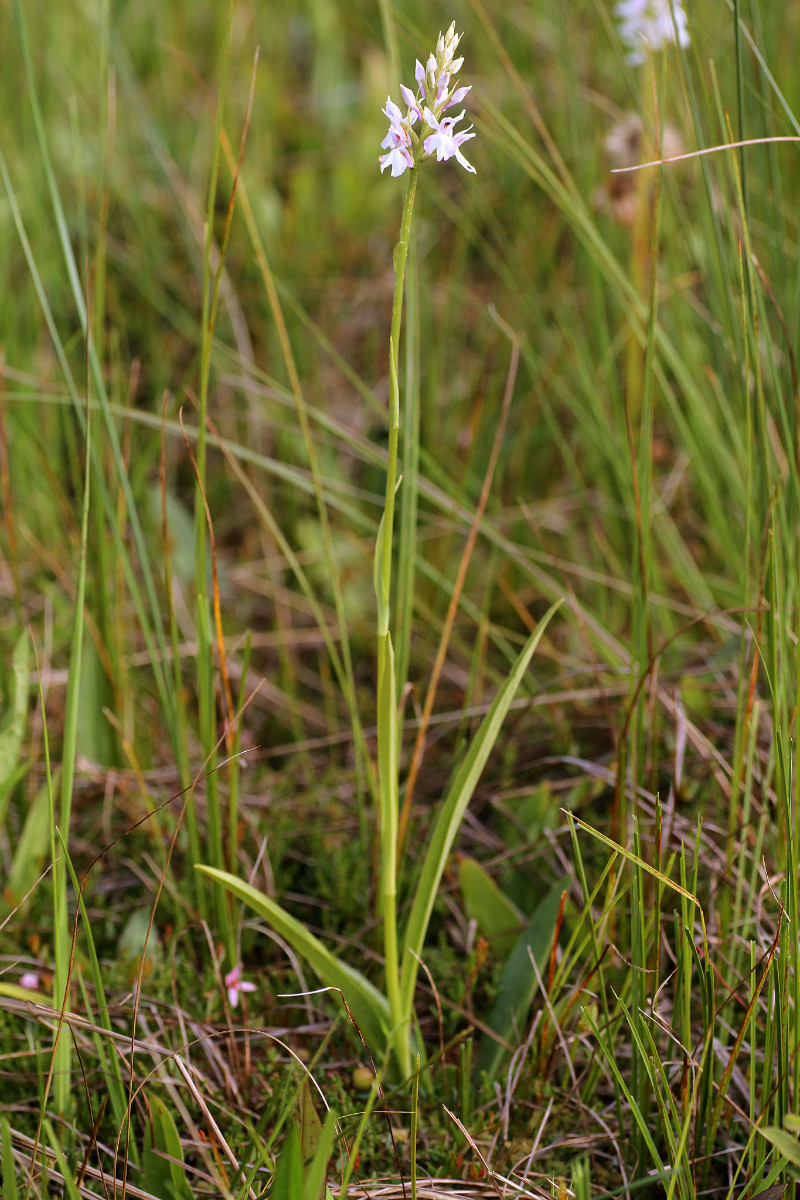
[376,166,418,1080]
[378,168,418,636]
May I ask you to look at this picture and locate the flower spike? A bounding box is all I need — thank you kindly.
[379,22,476,178]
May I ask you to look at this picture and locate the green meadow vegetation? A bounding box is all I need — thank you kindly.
[3,0,800,1195]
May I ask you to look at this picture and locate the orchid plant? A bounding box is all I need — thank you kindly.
[200,22,558,1083]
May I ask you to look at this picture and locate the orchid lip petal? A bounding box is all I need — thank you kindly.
[454,147,476,173]
[380,145,413,176]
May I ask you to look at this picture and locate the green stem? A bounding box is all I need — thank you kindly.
[376,167,418,1080]
[379,168,418,637]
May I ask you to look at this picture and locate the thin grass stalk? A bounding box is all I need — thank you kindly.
[216,131,378,813]
[193,0,235,943]
[228,633,252,875]
[159,392,197,859]
[676,849,690,1048]
[627,63,662,823]
[762,960,778,1140]
[7,1,183,769]
[410,1054,420,1200]
[377,0,401,98]
[749,941,758,1178]
[633,1016,686,1198]
[733,0,749,241]
[338,1068,385,1200]
[581,1005,666,1179]
[630,816,648,1172]
[566,817,625,1131]
[48,381,92,1122]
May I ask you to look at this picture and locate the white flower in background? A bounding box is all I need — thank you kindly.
[615,0,690,64]
[379,22,476,177]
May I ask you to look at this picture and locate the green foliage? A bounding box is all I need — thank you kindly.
[476,881,566,1080]
[270,1101,338,1200]
[201,600,559,1080]
[270,1124,304,1200]
[142,1096,193,1200]
[458,855,524,954]
[4,0,800,1193]
[1,1118,19,1200]
[0,631,30,831]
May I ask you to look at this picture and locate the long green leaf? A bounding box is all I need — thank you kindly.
[0,631,30,830]
[476,880,565,1080]
[304,1107,338,1200]
[44,1119,81,1200]
[459,856,524,954]
[5,770,55,907]
[142,1096,193,1200]
[399,598,562,1018]
[1,1118,18,1200]
[196,867,390,1053]
[762,1127,800,1169]
[272,1124,303,1200]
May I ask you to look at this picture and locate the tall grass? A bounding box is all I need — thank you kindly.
[2,0,800,1195]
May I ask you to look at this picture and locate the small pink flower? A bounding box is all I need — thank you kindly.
[20,971,40,990]
[224,964,256,1008]
[379,95,415,177]
[399,84,422,124]
[422,108,476,173]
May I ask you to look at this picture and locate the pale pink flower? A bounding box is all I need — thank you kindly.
[422,109,476,173]
[20,971,40,990]
[224,964,256,1008]
[379,96,415,177]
